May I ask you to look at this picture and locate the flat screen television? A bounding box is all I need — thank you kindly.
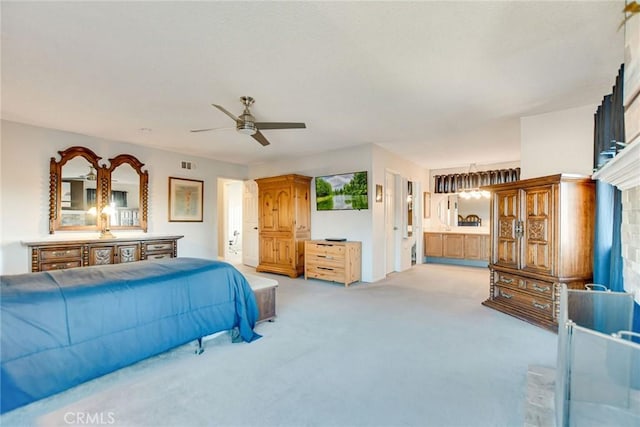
[315,171,368,211]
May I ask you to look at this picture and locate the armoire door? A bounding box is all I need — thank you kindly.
[521,185,553,275]
[273,238,292,267]
[275,188,292,233]
[493,189,520,269]
[259,188,277,232]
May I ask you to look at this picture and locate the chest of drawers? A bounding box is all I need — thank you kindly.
[24,235,183,272]
[304,240,361,287]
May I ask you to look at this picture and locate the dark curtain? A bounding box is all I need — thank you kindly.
[592,66,625,292]
[593,181,623,292]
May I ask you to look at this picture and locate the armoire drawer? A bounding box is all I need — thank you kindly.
[494,285,553,318]
[495,272,554,298]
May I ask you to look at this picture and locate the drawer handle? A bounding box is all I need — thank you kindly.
[499,290,513,299]
[318,267,334,271]
[51,263,73,269]
[318,255,334,260]
[500,277,514,284]
[152,245,165,249]
[532,284,550,293]
[53,250,72,257]
[532,301,550,310]
[153,255,166,259]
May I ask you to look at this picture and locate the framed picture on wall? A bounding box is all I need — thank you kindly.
[168,177,204,222]
[423,192,431,219]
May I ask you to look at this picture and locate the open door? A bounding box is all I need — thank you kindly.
[385,171,397,275]
[242,180,259,267]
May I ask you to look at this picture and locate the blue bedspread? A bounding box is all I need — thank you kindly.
[0,258,260,413]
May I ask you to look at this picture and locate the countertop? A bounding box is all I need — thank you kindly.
[423,227,489,235]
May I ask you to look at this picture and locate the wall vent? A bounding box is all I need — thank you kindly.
[180,161,196,170]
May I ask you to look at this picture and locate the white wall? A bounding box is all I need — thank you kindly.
[520,104,596,179]
[0,120,248,274]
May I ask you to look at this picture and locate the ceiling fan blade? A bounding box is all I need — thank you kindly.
[255,122,306,130]
[251,130,271,146]
[190,128,217,133]
[212,104,240,122]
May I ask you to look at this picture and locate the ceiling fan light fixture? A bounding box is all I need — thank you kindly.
[86,167,97,181]
[237,122,257,135]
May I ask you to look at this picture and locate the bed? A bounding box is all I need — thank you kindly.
[0,257,261,414]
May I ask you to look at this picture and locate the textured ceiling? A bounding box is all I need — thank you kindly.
[1,1,625,169]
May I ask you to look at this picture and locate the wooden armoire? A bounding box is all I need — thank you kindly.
[255,174,312,278]
[482,174,595,331]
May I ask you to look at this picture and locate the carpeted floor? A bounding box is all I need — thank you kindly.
[1,262,558,426]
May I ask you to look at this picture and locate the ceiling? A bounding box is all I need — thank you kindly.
[1,1,625,169]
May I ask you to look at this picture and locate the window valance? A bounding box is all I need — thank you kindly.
[434,168,521,194]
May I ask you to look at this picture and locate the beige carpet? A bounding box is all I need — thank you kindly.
[1,262,559,426]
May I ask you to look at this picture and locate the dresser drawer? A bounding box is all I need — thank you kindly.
[145,241,174,252]
[145,252,173,261]
[306,243,346,258]
[40,247,83,261]
[495,285,553,317]
[41,260,82,271]
[306,265,345,283]
[306,254,345,269]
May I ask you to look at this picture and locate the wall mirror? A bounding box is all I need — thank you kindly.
[49,146,148,234]
[436,195,458,228]
[107,154,148,231]
[436,194,489,227]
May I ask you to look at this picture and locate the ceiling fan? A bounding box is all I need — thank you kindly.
[66,166,97,181]
[191,96,306,146]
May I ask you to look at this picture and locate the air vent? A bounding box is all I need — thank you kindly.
[180,161,196,170]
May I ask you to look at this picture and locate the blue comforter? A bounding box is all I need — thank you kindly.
[0,258,260,413]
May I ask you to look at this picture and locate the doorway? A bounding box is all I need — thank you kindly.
[385,171,397,275]
[218,179,243,264]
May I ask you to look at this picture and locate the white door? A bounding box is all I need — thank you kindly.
[385,171,396,274]
[242,180,259,267]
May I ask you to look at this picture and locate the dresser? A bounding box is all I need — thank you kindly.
[255,174,312,278]
[24,235,183,272]
[304,240,362,286]
[482,174,595,331]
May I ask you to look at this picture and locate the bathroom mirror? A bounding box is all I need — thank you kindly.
[436,195,458,228]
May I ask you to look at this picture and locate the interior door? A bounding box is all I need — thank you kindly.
[242,180,259,267]
[385,171,396,274]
